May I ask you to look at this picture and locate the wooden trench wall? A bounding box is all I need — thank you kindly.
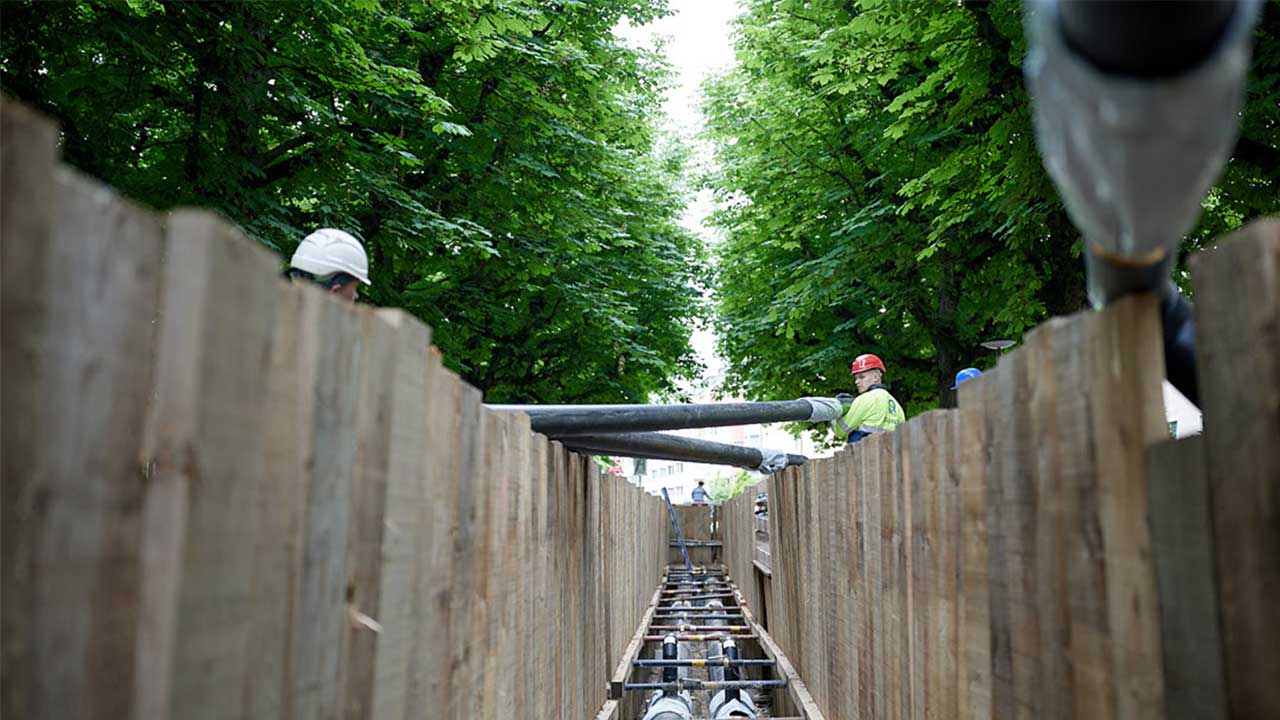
[721,219,1280,719]
[0,100,671,719]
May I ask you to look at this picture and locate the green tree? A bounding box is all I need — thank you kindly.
[706,470,758,504]
[1,0,707,403]
[703,0,1278,424]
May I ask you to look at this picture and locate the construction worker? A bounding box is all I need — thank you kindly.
[285,228,371,302]
[836,354,906,444]
[952,367,982,390]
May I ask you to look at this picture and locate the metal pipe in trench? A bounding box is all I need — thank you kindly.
[486,399,839,435]
[562,432,805,471]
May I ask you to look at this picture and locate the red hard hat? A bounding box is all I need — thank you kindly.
[850,354,886,375]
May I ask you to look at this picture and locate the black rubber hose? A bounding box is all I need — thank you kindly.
[1161,284,1200,406]
[1058,0,1238,78]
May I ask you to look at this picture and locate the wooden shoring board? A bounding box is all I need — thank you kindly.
[595,583,664,720]
[1145,437,1227,720]
[2,103,167,719]
[732,581,826,720]
[1191,217,1280,718]
[956,362,992,719]
[140,211,286,720]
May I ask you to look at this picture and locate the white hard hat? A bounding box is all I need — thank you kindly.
[290,228,371,285]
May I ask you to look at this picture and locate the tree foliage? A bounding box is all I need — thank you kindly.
[1,0,706,403]
[703,0,1279,420]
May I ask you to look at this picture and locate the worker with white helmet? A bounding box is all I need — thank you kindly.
[286,228,372,302]
[834,353,906,444]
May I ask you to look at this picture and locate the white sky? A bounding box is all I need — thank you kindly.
[615,0,741,384]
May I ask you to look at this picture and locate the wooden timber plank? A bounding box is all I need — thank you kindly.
[888,430,909,720]
[1191,218,1280,718]
[795,461,817,701]
[733,584,827,719]
[782,466,804,665]
[530,434,553,720]
[1085,295,1166,719]
[940,412,962,720]
[586,456,600,718]
[339,309,401,719]
[984,343,1026,720]
[139,211,282,719]
[836,447,862,719]
[907,411,960,720]
[824,448,844,717]
[856,435,878,720]
[401,349,458,718]
[593,584,663,720]
[1145,437,1227,720]
[806,454,830,710]
[444,384,485,720]
[475,407,510,720]
[256,279,307,720]
[956,372,992,720]
[824,452,844,716]
[510,413,534,719]
[2,106,165,718]
[361,310,431,720]
[286,285,362,719]
[552,444,572,720]
[481,407,514,712]
[0,99,60,720]
[1023,314,1077,720]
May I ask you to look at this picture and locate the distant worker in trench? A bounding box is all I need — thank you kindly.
[690,480,710,505]
[835,354,906,444]
[285,228,372,302]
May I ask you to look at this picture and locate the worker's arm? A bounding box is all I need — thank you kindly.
[835,393,876,438]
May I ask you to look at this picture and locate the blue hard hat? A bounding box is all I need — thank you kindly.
[952,367,982,390]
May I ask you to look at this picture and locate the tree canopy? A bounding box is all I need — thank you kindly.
[1,0,706,403]
[3,0,1276,418]
[703,0,1279,421]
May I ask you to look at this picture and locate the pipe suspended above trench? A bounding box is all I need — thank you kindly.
[560,431,805,473]
[485,397,846,436]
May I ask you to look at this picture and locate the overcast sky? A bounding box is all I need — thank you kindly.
[615,0,741,381]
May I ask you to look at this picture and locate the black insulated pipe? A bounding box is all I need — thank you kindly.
[662,636,679,696]
[1058,0,1239,78]
[1161,284,1199,406]
[486,399,822,435]
[562,431,806,470]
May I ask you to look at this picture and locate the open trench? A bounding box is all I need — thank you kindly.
[608,564,808,720]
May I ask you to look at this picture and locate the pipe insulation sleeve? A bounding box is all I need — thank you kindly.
[1023,0,1261,308]
[754,449,791,475]
[802,396,845,422]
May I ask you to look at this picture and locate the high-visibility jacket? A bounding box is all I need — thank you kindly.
[835,384,905,442]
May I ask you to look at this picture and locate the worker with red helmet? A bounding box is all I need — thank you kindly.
[835,354,906,444]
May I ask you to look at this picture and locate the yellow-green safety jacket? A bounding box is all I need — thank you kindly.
[835,384,906,443]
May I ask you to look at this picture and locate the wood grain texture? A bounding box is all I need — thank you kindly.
[2,105,165,720]
[140,210,283,719]
[0,99,60,719]
[1191,218,1280,719]
[957,372,992,720]
[1145,437,1226,720]
[358,310,430,720]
